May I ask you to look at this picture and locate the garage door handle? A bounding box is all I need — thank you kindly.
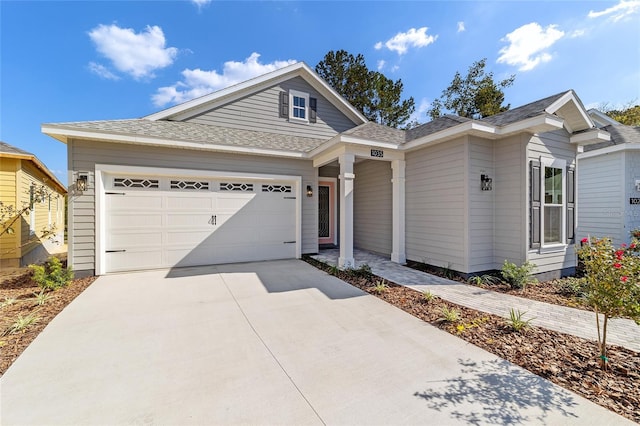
[209,215,217,225]
[283,241,296,244]
[106,249,126,253]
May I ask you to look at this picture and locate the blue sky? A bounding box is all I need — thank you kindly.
[1,0,639,186]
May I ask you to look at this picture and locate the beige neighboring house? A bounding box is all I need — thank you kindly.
[0,141,67,267]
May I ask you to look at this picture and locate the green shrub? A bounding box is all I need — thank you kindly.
[29,257,73,291]
[371,279,389,294]
[468,274,500,286]
[439,306,460,323]
[507,308,534,333]
[7,314,39,335]
[422,290,435,302]
[501,260,537,290]
[556,277,588,298]
[33,290,54,306]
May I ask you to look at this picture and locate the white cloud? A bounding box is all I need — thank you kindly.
[569,29,586,38]
[408,97,431,124]
[192,0,212,9]
[588,0,640,21]
[152,52,296,107]
[88,61,120,80]
[88,24,178,80]
[375,27,437,55]
[497,23,564,71]
[457,21,465,33]
[377,59,386,70]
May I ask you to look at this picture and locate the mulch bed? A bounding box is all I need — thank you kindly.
[305,257,640,424]
[0,271,96,376]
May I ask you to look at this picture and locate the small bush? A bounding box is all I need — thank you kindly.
[29,257,73,291]
[1,297,18,307]
[556,277,588,298]
[7,314,40,335]
[33,290,54,306]
[371,279,389,294]
[439,306,461,323]
[468,274,500,286]
[507,308,534,333]
[422,290,435,302]
[501,260,537,290]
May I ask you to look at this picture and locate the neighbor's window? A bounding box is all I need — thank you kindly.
[542,160,565,245]
[289,90,308,122]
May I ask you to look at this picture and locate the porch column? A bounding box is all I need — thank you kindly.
[391,159,406,263]
[338,153,355,268]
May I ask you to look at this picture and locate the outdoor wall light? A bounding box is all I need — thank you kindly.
[306,185,313,197]
[481,174,493,191]
[76,174,88,191]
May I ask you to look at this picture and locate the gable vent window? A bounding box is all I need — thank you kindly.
[170,180,209,191]
[220,182,253,192]
[262,184,292,193]
[280,90,317,123]
[114,178,159,189]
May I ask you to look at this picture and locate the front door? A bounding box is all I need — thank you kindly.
[318,179,336,245]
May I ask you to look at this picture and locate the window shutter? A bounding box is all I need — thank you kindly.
[567,166,575,243]
[309,97,317,123]
[279,91,289,118]
[530,160,541,249]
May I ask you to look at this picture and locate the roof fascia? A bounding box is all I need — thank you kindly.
[339,135,402,150]
[2,149,67,192]
[545,91,594,132]
[496,114,564,136]
[570,128,611,145]
[144,62,368,125]
[42,125,307,159]
[577,143,629,160]
[588,108,620,127]
[401,121,496,151]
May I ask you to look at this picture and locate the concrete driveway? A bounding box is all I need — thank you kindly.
[1,260,631,425]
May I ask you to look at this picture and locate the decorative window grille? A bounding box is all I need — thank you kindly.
[114,178,159,189]
[219,182,253,191]
[170,180,209,190]
[262,184,292,193]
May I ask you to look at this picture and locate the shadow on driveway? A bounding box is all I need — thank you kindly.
[414,358,579,425]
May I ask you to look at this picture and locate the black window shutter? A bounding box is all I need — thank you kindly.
[309,97,317,123]
[279,91,289,118]
[530,160,541,249]
[567,166,575,243]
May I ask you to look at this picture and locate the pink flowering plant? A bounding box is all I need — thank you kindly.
[577,237,640,370]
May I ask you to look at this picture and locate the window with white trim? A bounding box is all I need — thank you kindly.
[541,158,566,247]
[290,89,308,122]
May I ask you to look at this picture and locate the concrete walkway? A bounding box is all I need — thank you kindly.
[311,249,640,353]
[1,260,631,425]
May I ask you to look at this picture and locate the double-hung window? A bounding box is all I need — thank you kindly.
[531,158,573,250]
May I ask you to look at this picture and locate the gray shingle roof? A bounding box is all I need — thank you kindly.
[44,119,328,153]
[0,141,34,156]
[341,122,406,145]
[406,115,471,141]
[479,91,568,126]
[584,124,640,152]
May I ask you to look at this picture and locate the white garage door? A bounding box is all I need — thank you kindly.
[104,176,297,273]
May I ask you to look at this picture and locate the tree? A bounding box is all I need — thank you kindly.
[428,58,515,120]
[577,237,640,371]
[315,50,415,128]
[601,102,640,126]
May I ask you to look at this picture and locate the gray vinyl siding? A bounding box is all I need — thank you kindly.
[68,139,317,274]
[493,135,526,268]
[468,138,494,272]
[577,152,624,245]
[353,160,392,255]
[185,77,356,139]
[624,151,640,242]
[527,129,578,274]
[406,138,467,272]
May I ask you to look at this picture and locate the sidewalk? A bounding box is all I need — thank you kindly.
[311,249,640,353]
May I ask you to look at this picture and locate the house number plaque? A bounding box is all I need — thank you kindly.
[371,149,384,158]
[630,198,640,205]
